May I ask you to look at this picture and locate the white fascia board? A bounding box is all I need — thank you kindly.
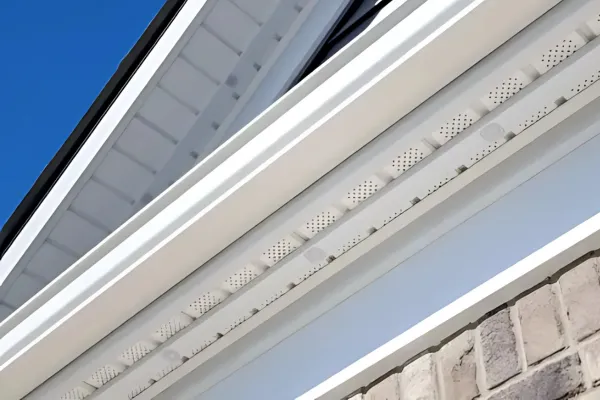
[0,0,561,398]
[25,1,600,398]
[79,24,600,400]
[0,0,342,328]
[158,86,600,400]
[0,0,424,338]
[124,36,600,400]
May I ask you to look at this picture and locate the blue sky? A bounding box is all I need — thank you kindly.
[0,0,166,228]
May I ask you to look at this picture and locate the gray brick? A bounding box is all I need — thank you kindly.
[581,336,600,385]
[439,331,479,400]
[365,373,400,400]
[400,353,438,400]
[479,309,521,388]
[559,258,600,341]
[487,353,583,400]
[517,285,565,365]
[347,395,363,400]
[575,388,600,400]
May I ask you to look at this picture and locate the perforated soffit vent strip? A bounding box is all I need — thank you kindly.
[6,0,542,398]
[41,6,600,400]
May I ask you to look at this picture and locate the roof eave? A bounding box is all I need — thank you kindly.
[0,0,186,266]
[0,0,562,397]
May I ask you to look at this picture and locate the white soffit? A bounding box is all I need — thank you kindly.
[119,16,600,400]
[159,89,600,400]
[0,0,325,319]
[0,0,574,398]
[12,0,600,399]
[0,0,420,342]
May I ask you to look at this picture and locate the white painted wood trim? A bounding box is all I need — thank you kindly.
[0,0,425,338]
[76,27,600,400]
[0,0,223,330]
[0,0,563,398]
[150,80,600,400]
[29,2,600,397]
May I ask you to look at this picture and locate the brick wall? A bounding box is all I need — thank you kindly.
[344,254,600,400]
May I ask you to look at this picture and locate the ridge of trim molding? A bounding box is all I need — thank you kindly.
[0,0,561,398]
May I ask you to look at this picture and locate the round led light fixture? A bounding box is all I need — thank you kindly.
[480,123,505,142]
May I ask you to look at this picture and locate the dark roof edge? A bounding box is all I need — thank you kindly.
[0,0,187,260]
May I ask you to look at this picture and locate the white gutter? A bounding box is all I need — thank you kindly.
[0,0,425,338]
[157,78,600,400]
[0,0,560,398]
[125,5,600,397]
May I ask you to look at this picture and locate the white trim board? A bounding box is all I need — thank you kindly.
[0,0,428,339]
[0,2,552,399]
[0,0,345,330]
[4,0,584,396]
[150,87,600,400]
[73,27,600,400]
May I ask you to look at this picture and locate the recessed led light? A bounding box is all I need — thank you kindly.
[480,123,505,142]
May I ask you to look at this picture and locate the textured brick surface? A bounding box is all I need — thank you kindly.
[487,354,583,400]
[439,331,479,400]
[400,354,438,400]
[478,309,521,388]
[575,388,600,399]
[582,336,600,385]
[365,374,400,400]
[517,285,565,365]
[559,258,600,341]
